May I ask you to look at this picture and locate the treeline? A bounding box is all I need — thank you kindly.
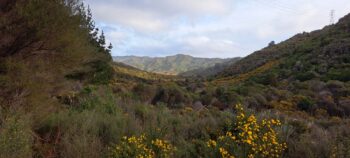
[0,1,116,156]
[0,0,112,57]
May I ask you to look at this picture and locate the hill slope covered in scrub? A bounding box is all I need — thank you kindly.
[179,57,241,77]
[211,13,350,116]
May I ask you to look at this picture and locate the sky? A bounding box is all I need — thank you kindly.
[84,0,350,58]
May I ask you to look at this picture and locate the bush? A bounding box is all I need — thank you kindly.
[65,60,113,85]
[0,115,33,158]
[133,83,157,103]
[254,72,278,85]
[295,71,317,81]
[206,104,287,158]
[152,84,191,108]
[297,97,316,113]
[87,60,114,85]
[325,69,350,82]
[109,135,175,158]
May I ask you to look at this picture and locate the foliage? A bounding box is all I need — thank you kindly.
[325,69,350,82]
[206,104,287,158]
[297,97,316,112]
[109,135,176,158]
[213,60,279,85]
[0,114,33,158]
[152,83,192,108]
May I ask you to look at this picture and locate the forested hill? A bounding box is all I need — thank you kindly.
[216,13,350,79]
[0,0,114,106]
[210,13,350,117]
[179,57,241,77]
[113,54,233,75]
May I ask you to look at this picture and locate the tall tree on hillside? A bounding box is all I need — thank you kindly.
[84,6,100,45]
[98,31,106,47]
[107,43,113,53]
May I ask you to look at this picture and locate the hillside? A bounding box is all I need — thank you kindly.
[111,62,179,85]
[217,15,350,79]
[210,13,350,116]
[113,54,232,75]
[179,57,241,77]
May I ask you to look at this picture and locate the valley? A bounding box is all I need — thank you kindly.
[0,0,349,158]
[113,54,240,76]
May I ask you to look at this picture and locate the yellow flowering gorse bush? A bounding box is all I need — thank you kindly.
[110,134,175,158]
[207,104,287,158]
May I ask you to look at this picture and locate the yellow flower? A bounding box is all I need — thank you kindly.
[110,135,175,158]
[206,104,287,158]
[207,140,217,147]
[246,139,252,145]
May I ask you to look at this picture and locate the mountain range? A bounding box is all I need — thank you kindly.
[113,54,239,75]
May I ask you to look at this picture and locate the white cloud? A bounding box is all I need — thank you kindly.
[85,0,350,58]
[86,0,233,33]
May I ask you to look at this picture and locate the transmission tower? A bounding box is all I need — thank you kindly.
[330,10,335,25]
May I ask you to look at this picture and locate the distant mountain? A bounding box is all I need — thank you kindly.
[179,57,241,77]
[113,54,233,75]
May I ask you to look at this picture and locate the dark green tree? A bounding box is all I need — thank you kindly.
[107,43,113,53]
[98,31,106,48]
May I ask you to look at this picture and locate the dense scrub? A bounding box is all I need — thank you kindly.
[0,85,288,157]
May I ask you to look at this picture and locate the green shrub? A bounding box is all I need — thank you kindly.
[297,97,316,112]
[88,60,114,85]
[295,71,317,81]
[0,115,33,158]
[253,72,278,85]
[152,84,191,108]
[325,69,350,82]
[133,83,157,102]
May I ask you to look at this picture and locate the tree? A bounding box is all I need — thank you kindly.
[98,31,106,47]
[86,6,95,33]
[107,43,113,53]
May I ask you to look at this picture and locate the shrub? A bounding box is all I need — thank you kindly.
[297,97,316,113]
[206,104,287,158]
[295,71,317,81]
[65,60,113,85]
[0,115,33,158]
[254,72,278,86]
[133,83,157,103]
[325,69,350,82]
[109,134,175,158]
[152,84,191,108]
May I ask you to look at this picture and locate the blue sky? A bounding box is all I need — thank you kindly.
[84,0,350,58]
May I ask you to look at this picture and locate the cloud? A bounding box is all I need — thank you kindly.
[86,0,233,33]
[85,0,350,58]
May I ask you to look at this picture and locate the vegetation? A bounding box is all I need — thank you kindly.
[206,104,287,158]
[0,0,350,158]
[109,134,176,158]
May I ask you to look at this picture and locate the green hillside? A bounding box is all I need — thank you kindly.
[179,57,241,77]
[211,13,350,116]
[113,54,233,75]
